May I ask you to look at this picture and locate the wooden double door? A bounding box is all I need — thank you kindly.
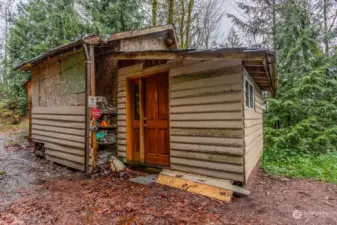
[129,73,170,166]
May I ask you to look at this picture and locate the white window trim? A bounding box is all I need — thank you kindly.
[245,78,255,109]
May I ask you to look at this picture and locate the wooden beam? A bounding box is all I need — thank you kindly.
[126,80,133,161]
[107,24,175,42]
[121,60,183,80]
[118,63,143,76]
[245,66,266,73]
[242,60,264,66]
[90,45,96,96]
[109,50,266,61]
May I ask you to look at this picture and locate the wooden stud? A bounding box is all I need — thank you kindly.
[90,45,96,96]
[139,78,145,163]
[126,79,133,161]
[109,50,266,61]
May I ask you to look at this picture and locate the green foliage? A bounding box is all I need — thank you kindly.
[0,84,24,131]
[3,0,92,112]
[1,0,145,114]
[262,151,337,184]
[261,1,337,183]
[82,0,144,34]
[219,28,243,48]
[264,59,337,155]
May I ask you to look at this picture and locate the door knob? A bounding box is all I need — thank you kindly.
[144,124,147,127]
[144,117,147,120]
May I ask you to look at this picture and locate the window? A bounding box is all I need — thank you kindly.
[245,79,254,108]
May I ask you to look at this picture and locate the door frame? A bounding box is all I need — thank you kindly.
[125,69,170,165]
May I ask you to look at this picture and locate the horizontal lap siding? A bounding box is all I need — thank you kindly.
[32,106,86,171]
[243,69,264,182]
[169,61,245,182]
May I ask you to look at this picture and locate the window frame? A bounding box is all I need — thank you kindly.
[245,78,255,109]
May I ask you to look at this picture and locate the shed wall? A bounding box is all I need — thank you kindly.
[116,60,245,182]
[243,69,264,181]
[169,61,245,182]
[31,51,86,171]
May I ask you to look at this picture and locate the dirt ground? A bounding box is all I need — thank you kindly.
[0,131,336,225]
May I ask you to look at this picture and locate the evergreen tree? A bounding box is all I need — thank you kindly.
[219,28,243,48]
[82,0,144,34]
[263,0,337,157]
[5,0,90,112]
[227,0,280,49]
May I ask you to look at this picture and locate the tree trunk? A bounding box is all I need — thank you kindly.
[152,0,158,26]
[272,0,277,50]
[180,0,185,48]
[185,0,194,48]
[168,0,174,24]
[323,0,329,55]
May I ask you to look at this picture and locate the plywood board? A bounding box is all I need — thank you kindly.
[157,174,232,202]
[160,169,250,196]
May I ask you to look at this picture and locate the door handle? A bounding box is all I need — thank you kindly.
[144,117,147,121]
[144,124,147,127]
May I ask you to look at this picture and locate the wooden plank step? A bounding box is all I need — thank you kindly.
[157,174,232,202]
[159,169,251,196]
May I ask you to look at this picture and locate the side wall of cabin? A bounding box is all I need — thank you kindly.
[168,60,245,182]
[116,60,246,182]
[243,68,264,182]
[31,50,87,171]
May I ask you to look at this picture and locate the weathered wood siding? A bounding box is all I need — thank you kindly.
[169,60,245,182]
[120,34,169,51]
[30,51,86,171]
[243,69,264,181]
[31,51,86,107]
[116,60,247,182]
[31,106,86,170]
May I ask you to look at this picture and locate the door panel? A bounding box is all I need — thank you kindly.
[144,73,170,166]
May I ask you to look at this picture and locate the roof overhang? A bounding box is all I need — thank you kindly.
[106,48,277,96]
[15,24,177,71]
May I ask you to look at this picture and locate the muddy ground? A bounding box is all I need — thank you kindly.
[0,131,336,225]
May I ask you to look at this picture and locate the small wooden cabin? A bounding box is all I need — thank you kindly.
[16,25,276,186]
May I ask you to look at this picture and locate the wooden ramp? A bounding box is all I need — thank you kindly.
[157,169,250,202]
